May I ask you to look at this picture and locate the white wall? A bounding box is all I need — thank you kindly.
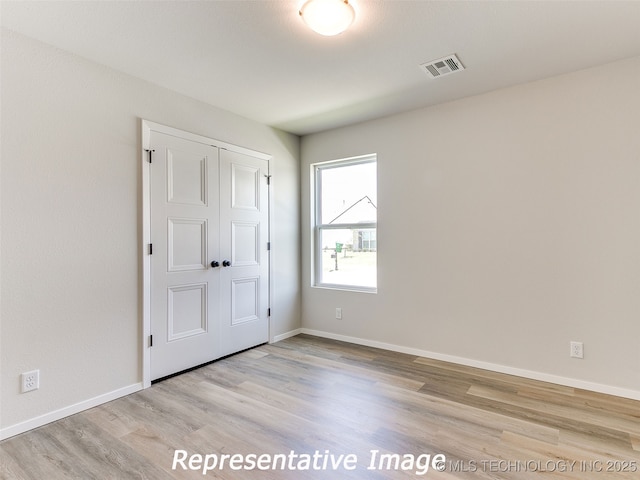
[0,29,300,435]
[301,56,640,398]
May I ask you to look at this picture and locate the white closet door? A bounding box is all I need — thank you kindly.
[218,149,270,356]
[149,131,220,380]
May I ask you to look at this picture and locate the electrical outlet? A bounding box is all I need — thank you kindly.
[21,370,40,393]
[335,308,342,320]
[570,341,584,359]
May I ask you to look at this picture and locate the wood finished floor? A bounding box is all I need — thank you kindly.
[2,334,640,479]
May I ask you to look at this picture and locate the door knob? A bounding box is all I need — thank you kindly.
[210,261,220,268]
[222,260,231,267]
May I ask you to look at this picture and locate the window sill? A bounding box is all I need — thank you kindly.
[312,284,377,294]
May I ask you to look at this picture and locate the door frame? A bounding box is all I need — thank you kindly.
[141,119,272,388]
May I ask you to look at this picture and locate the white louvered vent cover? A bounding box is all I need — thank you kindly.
[420,54,465,78]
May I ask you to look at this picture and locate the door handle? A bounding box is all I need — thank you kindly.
[210,261,220,268]
[222,260,231,267]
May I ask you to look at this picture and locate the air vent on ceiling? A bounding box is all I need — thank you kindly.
[420,54,465,79]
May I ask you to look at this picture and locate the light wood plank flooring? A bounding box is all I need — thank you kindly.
[2,334,640,479]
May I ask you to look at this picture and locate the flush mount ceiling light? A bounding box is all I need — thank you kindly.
[299,0,356,36]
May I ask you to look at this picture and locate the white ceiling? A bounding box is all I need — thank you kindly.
[2,1,640,136]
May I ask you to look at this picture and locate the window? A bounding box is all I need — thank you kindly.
[313,156,377,291]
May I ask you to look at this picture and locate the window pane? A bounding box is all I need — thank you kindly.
[319,228,377,288]
[320,162,377,224]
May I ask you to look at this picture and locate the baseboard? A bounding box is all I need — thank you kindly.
[300,328,640,402]
[271,328,302,343]
[0,383,143,440]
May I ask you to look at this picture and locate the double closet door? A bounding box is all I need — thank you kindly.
[149,130,269,380]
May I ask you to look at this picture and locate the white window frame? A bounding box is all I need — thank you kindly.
[312,154,377,293]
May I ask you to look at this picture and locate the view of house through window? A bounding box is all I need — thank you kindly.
[314,156,377,291]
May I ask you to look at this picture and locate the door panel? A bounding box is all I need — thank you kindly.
[231,221,259,266]
[231,277,259,325]
[167,149,208,206]
[168,218,207,271]
[167,283,207,340]
[150,131,220,380]
[231,163,260,210]
[219,150,269,356]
